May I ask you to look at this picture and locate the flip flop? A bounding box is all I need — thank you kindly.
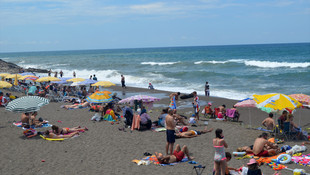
[143,152,152,156]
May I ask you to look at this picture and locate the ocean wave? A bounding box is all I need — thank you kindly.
[244,60,310,68]
[194,59,244,64]
[141,61,180,66]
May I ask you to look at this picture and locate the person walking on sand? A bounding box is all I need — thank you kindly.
[169,92,180,113]
[213,128,228,175]
[192,91,200,121]
[166,109,176,155]
[73,71,76,78]
[205,81,210,96]
[121,75,126,88]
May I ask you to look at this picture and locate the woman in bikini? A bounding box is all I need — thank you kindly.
[51,125,88,135]
[213,128,228,175]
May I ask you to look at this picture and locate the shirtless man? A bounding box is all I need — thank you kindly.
[21,113,30,126]
[155,144,194,164]
[176,126,213,138]
[253,133,278,157]
[262,113,276,130]
[166,109,176,155]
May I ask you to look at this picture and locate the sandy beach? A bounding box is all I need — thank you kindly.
[1,85,310,175]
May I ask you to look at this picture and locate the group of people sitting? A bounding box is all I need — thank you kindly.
[261,110,304,140]
[0,91,17,107]
[202,103,240,122]
[21,111,47,128]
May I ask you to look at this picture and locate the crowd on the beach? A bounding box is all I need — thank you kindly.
[1,71,309,175]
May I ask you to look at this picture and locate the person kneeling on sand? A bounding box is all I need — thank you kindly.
[253,133,279,157]
[155,144,194,164]
[176,126,213,138]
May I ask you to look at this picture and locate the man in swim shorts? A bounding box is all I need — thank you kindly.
[165,109,176,155]
[155,144,194,164]
[253,133,279,157]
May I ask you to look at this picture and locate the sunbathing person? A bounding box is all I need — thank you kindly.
[51,125,88,135]
[176,126,213,138]
[155,144,194,164]
[253,133,279,157]
[21,113,31,126]
[62,101,90,109]
[236,146,254,154]
[44,130,79,139]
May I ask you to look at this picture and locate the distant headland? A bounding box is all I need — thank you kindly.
[0,59,48,74]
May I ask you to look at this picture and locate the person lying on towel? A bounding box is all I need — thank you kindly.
[175,126,213,138]
[155,144,194,164]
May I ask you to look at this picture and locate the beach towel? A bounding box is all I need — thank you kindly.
[226,109,236,119]
[151,127,166,132]
[13,121,52,130]
[256,153,285,165]
[131,114,141,131]
[132,155,189,166]
[256,127,273,132]
[169,96,176,110]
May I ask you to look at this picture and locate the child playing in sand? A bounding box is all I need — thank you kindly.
[213,128,228,175]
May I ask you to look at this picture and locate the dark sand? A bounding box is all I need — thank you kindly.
[0,86,309,175]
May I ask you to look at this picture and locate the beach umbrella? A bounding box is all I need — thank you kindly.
[18,75,39,80]
[13,74,18,86]
[0,73,10,78]
[51,77,71,84]
[36,77,61,82]
[91,81,115,87]
[78,79,97,85]
[118,95,160,104]
[6,96,49,113]
[289,94,310,105]
[86,91,113,104]
[0,81,12,88]
[5,74,22,79]
[66,78,85,82]
[253,93,302,111]
[70,82,81,86]
[20,72,35,76]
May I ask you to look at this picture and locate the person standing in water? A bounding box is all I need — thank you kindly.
[205,81,210,96]
[59,70,63,77]
[73,71,76,78]
[121,75,126,88]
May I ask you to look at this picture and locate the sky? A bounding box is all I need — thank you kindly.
[0,0,309,52]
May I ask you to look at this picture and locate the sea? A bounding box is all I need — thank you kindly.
[0,43,309,100]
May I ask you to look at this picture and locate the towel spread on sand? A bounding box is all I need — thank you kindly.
[132,155,189,166]
[13,121,52,130]
[151,127,166,132]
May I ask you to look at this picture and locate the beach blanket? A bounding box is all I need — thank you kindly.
[13,121,52,130]
[292,153,310,166]
[256,127,273,132]
[151,127,166,132]
[256,153,285,165]
[132,155,189,166]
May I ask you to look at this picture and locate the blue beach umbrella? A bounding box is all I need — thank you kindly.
[78,79,97,85]
[20,72,35,76]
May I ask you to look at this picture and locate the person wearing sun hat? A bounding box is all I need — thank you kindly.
[246,159,262,175]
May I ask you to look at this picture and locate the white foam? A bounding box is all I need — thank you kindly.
[194,59,244,64]
[244,60,310,68]
[141,61,180,66]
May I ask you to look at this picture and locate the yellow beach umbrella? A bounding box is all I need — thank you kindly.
[36,77,61,82]
[5,74,22,79]
[14,74,18,86]
[66,78,85,82]
[0,81,12,88]
[0,73,10,77]
[18,75,39,80]
[253,93,302,111]
[91,81,115,87]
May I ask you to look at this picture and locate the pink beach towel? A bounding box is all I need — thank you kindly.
[226,109,236,118]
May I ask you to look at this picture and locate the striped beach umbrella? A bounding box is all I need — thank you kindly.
[86,91,113,104]
[289,94,310,105]
[6,96,49,113]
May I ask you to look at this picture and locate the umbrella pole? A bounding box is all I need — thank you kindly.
[249,108,251,128]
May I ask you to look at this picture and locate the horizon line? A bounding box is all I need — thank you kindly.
[1,41,309,54]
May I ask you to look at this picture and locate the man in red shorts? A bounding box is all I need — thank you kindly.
[155,144,194,164]
[253,133,279,157]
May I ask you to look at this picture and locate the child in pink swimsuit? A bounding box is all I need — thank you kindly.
[213,128,228,175]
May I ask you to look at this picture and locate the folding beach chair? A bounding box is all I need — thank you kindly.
[193,165,205,175]
[282,122,298,140]
[226,109,239,122]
